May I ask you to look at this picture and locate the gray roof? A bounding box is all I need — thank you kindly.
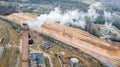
[43,42,51,49]
[30,53,45,64]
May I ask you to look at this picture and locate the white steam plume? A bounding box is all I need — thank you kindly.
[88,2,104,21]
[27,8,86,29]
[27,2,113,29]
[104,11,114,28]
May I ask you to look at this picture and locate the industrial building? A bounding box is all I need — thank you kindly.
[30,53,46,67]
[92,24,120,41]
[42,42,51,50]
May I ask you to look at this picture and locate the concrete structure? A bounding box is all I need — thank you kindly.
[21,23,29,67]
[30,53,46,67]
[69,58,79,67]
[93,24,120,41]
[0,46,5,58]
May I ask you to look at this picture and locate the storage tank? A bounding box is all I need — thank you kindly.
[69,58,79,67]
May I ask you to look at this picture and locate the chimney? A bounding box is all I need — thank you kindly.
[21,23,29,67]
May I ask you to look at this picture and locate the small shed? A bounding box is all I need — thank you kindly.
[42,42,51,50]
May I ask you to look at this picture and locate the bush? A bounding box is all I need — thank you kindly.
[94,16,105,24]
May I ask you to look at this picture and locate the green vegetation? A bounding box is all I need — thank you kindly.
[113,22,120,30]
[0,47,20,67]
[0,19,19,45]
[50,42,63,53]
[40,34,105,67]
[0,19,20,67]
[45,57,50,67]
[50,54,61,67]
[94,16,105,24]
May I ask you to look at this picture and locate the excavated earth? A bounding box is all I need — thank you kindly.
[5,13,120,67]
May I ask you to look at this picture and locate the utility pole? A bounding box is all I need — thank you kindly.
[21,23,29,67]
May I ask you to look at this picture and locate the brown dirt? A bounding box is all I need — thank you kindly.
[40,23,120,65]
[42,23,119,51]
[6,13,35,23]
[6,13,120,66]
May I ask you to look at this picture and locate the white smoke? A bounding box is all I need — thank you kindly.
[27,8,86,29]
[104,11,113,28]
[27,2,113,29]
[88,2,105,21]
[88,2,114,29]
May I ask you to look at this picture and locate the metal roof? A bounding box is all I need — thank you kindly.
[43,42,51,49]
[30,53,45,64]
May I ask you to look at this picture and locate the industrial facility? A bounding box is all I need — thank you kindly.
[0,0,120,67]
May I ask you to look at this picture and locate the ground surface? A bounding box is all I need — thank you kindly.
[0,19,20,67]
[5,13,120,67]
[6,13,35,23]
[30,31,104,67]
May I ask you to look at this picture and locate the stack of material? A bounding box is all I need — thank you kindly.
[6,13,35,23]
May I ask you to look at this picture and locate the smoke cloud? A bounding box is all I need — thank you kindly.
[27,8,86,29]
[87,2,103,21]
[26,2,115,29]
[104,11,114,28]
